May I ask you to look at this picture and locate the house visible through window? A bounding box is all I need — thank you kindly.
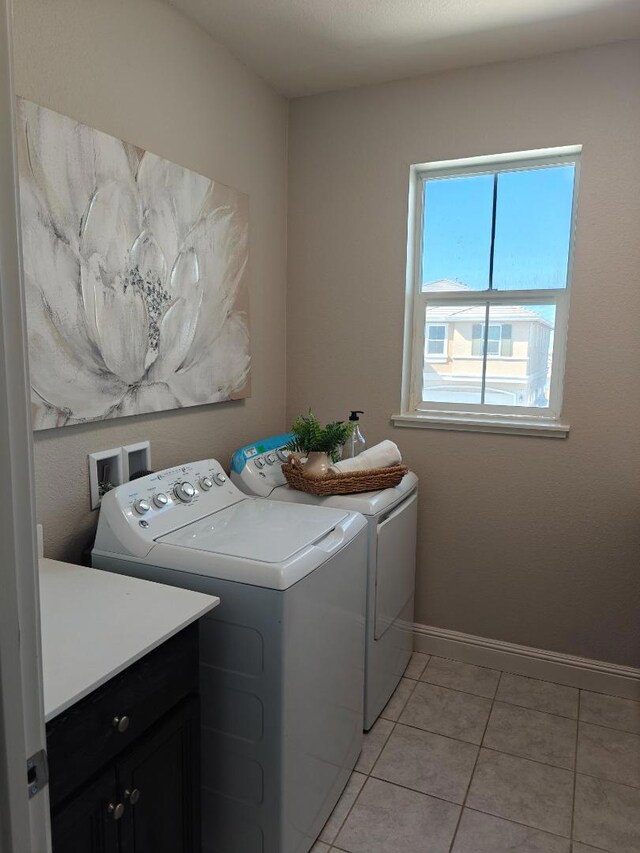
[398,147,580,433]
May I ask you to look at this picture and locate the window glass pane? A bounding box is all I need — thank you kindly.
[492,165,575,290]
[484,303,556,408]
[422,174,493,293]
[423,304,485,404]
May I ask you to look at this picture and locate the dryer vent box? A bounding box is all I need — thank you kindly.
[122,441,151,482]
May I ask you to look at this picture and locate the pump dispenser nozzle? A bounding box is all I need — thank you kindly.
[344,411,366,458]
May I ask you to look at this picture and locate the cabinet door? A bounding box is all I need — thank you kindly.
[51,767,120,853]
[118,698,200,853]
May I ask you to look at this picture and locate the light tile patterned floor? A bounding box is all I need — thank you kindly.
[316,653,640,853]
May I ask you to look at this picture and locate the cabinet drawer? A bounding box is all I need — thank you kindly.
[47,624,198,809]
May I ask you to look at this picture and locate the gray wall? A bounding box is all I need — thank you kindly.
[287,41,640,667]
[13,0,289,560]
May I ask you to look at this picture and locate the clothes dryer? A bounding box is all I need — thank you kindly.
[231,436,417,730]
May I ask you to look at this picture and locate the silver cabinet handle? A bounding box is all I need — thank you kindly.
[112,715,130,733]
[107,802,125,820]
[124,788,140,805]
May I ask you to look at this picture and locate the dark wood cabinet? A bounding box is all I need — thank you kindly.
[51,768,119,853]
[47,625,200,853]
[119,698,200,853]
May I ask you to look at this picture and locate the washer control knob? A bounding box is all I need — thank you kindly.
[255,459,265,469]
[213,472,227,486]
[152,492,168,509]
[265,453,275,465]
[199,476,213,491]
[174,481,196,502]
[277,448,290,462]
[133,498,150,515]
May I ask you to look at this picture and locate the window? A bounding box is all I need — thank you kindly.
[472,324,511,357]
[396,147,580,437]
[426,324,447,357]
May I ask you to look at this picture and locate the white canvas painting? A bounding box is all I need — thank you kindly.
[17,99,250,430]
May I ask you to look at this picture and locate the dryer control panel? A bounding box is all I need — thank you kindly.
[230,433,293,497]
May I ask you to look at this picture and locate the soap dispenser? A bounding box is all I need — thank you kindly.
[343,411,366,458]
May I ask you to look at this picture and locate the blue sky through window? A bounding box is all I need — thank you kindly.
[422,173,493,290]
[421,164,576,297]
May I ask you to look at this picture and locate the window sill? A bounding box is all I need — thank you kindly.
[391,411,570,438]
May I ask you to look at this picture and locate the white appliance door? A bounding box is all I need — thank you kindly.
[159,499,349,563]
[374,493,418,640]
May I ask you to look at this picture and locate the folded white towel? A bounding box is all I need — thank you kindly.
[330,440,402,474]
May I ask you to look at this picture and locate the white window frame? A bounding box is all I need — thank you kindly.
[394,146,581,438]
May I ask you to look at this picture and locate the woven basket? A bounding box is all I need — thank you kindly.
[282,462,408,496]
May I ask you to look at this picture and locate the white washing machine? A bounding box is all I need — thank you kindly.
[231,435,418,730]
[92,459,367,853]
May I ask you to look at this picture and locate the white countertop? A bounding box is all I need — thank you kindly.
[39,558,219,722]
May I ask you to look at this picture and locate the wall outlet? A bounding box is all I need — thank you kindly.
[121,441,151,481]
[89,448,124,511]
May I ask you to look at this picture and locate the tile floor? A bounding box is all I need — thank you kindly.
[313,652,640,853]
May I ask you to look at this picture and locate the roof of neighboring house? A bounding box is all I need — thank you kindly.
[422,280,554,328]
[423,280,470,292]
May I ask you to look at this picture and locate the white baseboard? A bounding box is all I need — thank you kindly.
[414,623,640,701]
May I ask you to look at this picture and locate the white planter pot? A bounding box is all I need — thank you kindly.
[304,451,331,476]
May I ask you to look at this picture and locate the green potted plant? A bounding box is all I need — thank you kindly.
[287,411,354,475]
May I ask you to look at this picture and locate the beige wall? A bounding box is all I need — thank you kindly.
[12,6,640,667]
[288,41,640,667]
[13,0,288,561]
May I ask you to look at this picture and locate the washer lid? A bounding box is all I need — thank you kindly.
[157,498,350,564]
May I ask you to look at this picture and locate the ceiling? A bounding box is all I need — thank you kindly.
[167,0,640,97]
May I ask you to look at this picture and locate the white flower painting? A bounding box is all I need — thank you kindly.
[16,99,250,430]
